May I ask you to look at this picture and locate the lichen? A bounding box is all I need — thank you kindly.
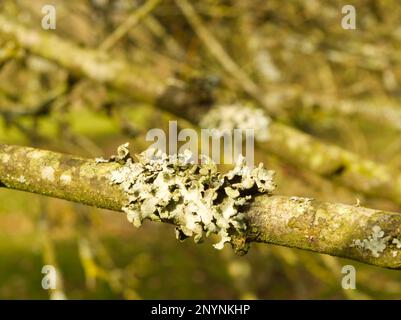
[102,143,276,250]
[41,166,55,182]
[199,104,271,142]
[351,225,391,258]
[289,196,314,217]
[96,142,131,164]
[392,238,401,258]
[393,238,401,249]
[1,154,10,163]
[28,150,43,159]
[60,173,72,185]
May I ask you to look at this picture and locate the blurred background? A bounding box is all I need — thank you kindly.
[1,0,401,299]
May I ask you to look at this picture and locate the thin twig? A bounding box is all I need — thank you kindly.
[99,0,163,51]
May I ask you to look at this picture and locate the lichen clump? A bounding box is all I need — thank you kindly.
[102,143,276,250]
[199,104,271,141]
[351,225,390,258]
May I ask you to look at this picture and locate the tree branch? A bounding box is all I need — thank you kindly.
[2,14,401,208]
[99,0,162,51]
[1,143,400,269]
[0,15,164,103]
[0,144,124,211]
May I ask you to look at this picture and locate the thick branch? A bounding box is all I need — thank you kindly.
[1,144,400,269]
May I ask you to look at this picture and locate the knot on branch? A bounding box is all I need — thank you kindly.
[101,143,276,251]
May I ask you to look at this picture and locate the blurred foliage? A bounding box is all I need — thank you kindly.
[1,0,401,299]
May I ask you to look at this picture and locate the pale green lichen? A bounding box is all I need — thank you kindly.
[289,196,314,217]
[1,154,10,163]
[28,150,43,160]
[391,238,401,257]
[103,143,276,250]
[393,238,401,249]
[96,142,131,164]
[199,104,271,142]
[60,173,72,185]
[41,166,55,182]
[351,225,391,258]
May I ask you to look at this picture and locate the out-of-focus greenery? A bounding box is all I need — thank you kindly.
[1,0,401,299]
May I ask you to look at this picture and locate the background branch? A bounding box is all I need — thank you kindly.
[2,13,401,208]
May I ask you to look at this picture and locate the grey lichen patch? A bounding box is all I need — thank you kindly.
[289,196,314,217]
[391,238,401,257]
[60,173,72,185]
[103,143,276,250]
[351,225,391,258]
[41,166,55,182]
[28,150,43,160]
[393,238,401,249]
[96,142,131,164]
[199,104,271,141]
[1,154,10,164]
